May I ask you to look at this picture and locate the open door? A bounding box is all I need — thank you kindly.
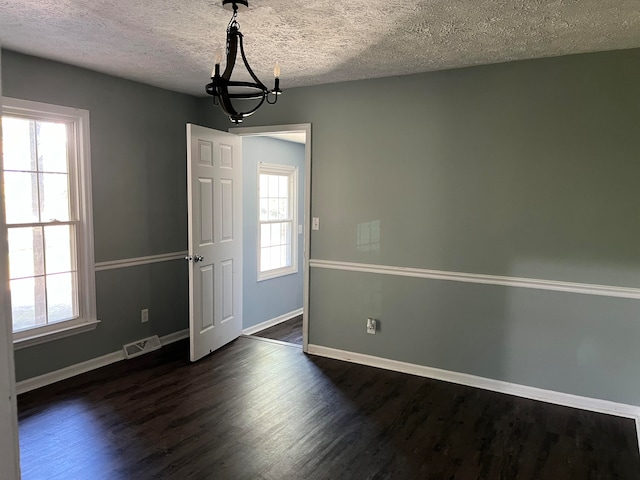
[186,124,242,362]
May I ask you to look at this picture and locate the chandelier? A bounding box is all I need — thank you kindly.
[206,0,282,124]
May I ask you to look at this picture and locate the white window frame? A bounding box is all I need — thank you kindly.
[2,97,98,349]
[257,162,298,281]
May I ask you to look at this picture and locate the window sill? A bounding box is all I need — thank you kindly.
[258,267,299,282]
[13,319,101,350]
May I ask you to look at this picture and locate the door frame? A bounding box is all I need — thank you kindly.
[230,124,311,353]
[0,53,22,479]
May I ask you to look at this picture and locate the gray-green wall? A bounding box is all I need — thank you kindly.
[5,46,640,406]
[2,50,195,381]
[201,48,640,405]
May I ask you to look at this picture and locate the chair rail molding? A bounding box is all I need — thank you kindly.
[310,259,640,300]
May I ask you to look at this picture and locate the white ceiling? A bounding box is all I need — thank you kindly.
[1,1,640,97]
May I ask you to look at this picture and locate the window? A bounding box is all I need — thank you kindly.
[1,97,97,348]
[258,163,298,280]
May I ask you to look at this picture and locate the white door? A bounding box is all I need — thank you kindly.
[187,124,242,362]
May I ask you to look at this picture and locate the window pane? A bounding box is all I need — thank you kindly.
[3,171,39,224]
[10,276,47,331]
[37,121,68,173]
[268,198,279,220]
[268,175,279,197]
[270,246,282,269]
[279,176,288,196]
[271,223,282,245]
[259,199,268,222]
[1,117,36,171]
[285,243,292,266]
[260,247,271,271]
[8,227,44,279]
[278,198,288,220]
[39,172,70,221]
[47,272,77,323]
[260,224,271,248]
[284,222,291,245]
[45,225,75,274]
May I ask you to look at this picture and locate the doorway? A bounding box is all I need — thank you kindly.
[231,124,311,351]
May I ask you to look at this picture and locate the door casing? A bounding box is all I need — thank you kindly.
[230,124,311,352]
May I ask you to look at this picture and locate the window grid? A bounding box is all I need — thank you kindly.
[258,165,297,280]
[2,114,81,332]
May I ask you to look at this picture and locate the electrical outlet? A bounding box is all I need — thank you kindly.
[312,217,320,230]
[141,308,149,323]
[367,318,376,335]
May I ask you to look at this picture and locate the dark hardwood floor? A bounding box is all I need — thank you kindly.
[252,315,303,345]
[18,337,640,479]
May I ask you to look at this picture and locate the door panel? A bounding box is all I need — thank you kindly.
[199,179,214,244]
[200,264,214,332]
[187,124,242,362]
[221,259,234,322]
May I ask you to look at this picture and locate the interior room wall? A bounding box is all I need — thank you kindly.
[2,50,196,381]
[200,48,640,406]
[241,136,305,329]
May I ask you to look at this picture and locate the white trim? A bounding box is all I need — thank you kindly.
[230,123,312,353]
[95,251,188,271]
[310,259,640,300]
[0,75,22,479]
[13,319,100,350]
[242,308,303,335]
[160,328,189,346]
[3,97,97,349]
[307,344,640,448]
[16,328,189,395]
[241,334,303,348]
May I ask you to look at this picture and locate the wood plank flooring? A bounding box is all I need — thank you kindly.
[252,315,303,345]
[18,337,640,479]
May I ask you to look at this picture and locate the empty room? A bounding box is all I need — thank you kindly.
[1,1,640,478]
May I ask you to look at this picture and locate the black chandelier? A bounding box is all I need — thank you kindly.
[206,0,282,124]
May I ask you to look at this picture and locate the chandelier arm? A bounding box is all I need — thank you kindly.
[237,33,268,91]
[235,94,267,118]
[219,88,267,124]
[222,29,239,80]
[265,92,279,105]
[218,86,242,120]
[227,92,265,99]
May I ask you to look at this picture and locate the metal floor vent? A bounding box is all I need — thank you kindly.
[123,335,162,359]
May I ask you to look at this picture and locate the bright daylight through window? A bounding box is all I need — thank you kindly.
[1,98,96,346]
[258,163,297,280]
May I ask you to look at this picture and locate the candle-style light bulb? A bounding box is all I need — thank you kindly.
[212,45,223,78]
[273,61,281,79]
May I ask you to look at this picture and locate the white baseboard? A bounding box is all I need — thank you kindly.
[242,308,303,336]
[160,329,189,346]
[307,344,640,451]
[16,329,190,395]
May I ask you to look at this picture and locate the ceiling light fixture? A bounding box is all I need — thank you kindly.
[206,0,282,124]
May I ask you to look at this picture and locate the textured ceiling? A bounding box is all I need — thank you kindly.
[1,1,640,97]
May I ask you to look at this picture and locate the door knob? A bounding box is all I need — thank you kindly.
[194,255,204,263]
[184,255,192,261]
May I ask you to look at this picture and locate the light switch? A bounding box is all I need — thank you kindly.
[312,217,320,230]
